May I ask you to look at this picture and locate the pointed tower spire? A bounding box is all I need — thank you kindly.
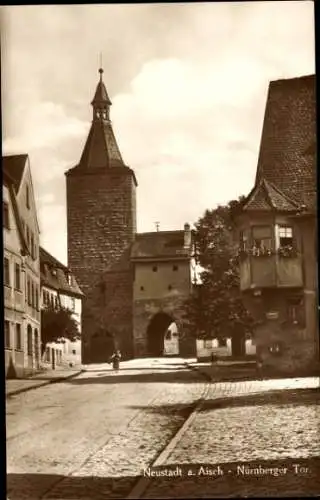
[78,67,124,169]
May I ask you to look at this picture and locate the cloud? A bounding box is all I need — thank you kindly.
[3,101,88,152]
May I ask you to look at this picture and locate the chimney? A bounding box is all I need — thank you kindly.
[184,223,191,249]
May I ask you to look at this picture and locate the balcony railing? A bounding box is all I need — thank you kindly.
[239,246,303,291]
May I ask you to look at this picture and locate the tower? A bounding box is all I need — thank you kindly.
[65,68,137,363]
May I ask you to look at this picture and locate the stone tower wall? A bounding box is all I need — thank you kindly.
[66,167,137,363]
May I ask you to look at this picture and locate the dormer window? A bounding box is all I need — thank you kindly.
[67,273,72,285]
[26,185,30,209]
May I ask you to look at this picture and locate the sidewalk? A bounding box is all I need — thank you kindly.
[185,359,320,382]
[6,364,83,397]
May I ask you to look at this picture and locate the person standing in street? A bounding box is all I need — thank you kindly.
[110,350,121,372]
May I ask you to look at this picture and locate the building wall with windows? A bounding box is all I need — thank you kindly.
[40,246,83,366]
[236,74,318,373]
[131,226,195,358]
[3,155,41,378]
[196,336,256,361]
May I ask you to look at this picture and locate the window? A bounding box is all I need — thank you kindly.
[71,297,75,311]
[204,339,212,349]
[287,296,303,324]
[15,263,21,290]
[3,201,10,229]
[31,283,35,308]
[46,347,50,362]
[15,324,22,350]
[67,273,72,285]
[55,296,59,309]
[4,258,10,286]
[173,265,178,271]
[72,349,76,355]
[5,321,11,349]
[239,230,248,251]
[30,233,34,259]
[27,325,32,355]
[27,279,31,305]
[26,185,30,209]
[279,226,293,248]
[252,226,272,249]
[152,266,158,272]
[36,289,39,310]
[140,286,145,291]
[218,338,227,347]
[168,285,172,291]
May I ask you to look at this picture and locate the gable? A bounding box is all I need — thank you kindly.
[3,182,29,256]
[15,155,40,236]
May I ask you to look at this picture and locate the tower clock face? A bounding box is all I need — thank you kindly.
[96,212,128,229]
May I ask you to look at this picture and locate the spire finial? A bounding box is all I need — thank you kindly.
[99,52,103,81]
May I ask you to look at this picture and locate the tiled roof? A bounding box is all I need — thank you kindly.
[244,179,300,212]
[40,247,84,297]
[79,120,124,168]
[131,231,191,261]
[2,154,27,193]
[255,74,316,211]
[91,78,112,106]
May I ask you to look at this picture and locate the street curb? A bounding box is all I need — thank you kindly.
[126,369,210,499]
[184,362,320,384]
[6,369,84,398]
[184,361,212,382]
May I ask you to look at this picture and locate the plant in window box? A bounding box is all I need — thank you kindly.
[250,245,273,257]
[277,245,297,258]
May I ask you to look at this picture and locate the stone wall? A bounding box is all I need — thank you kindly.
[243,288,318,373]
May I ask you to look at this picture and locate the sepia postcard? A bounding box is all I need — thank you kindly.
[2,2,319,499]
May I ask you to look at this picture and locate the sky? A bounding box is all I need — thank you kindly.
[1,2,315,265]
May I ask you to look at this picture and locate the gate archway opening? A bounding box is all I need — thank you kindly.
[147,312,179,357]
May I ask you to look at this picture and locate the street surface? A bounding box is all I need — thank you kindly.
[6,358,320,499]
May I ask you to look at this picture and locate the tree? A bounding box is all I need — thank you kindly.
[183,196,253,343]
[41,305,80,355]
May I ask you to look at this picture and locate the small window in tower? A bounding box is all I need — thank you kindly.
[173,265,178,271]
[152,266,158,272]
[168,285,172,291]
[140,286,145,291]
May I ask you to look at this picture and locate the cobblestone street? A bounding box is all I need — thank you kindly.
[6,358,205,499]
[6,359,320,499]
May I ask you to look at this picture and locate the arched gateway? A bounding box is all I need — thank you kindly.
[147,312,179,357]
